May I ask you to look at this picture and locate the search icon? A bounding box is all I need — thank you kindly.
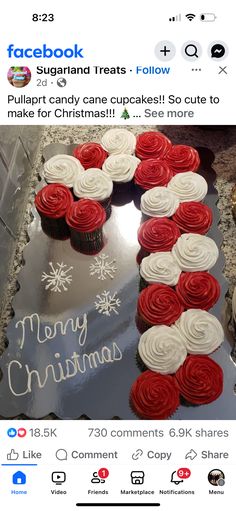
[182,41,202,61]
[185,44,198,58]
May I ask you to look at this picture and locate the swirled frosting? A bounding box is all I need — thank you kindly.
[73,168,113,201]
[73,142,108,169]
[138,325,187,374]
[101,128,136,155]
[130,370,180,419]
[141,187,179,218]
[140,252,181,286]
[137,283,184,326]
[35,184,73,218]
[134,159,173,189]
[172,233,219,271]
[102,154,140,183]
[138,218,181,253]
[176,272,220,310]
[172,202,213,234]
[165,145,200,174]
[167,172,208,202]
[43,154,84,188]
[174,355,223,405]
[135,131,172,160]
[175,309,224,355]
[66,199,106,232]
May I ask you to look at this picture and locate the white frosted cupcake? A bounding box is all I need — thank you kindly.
[101,128,136,155]
[167,172,208,202]
[43,154,84,188]
[172,233,219,271]
[139,252,181,290]
[73,168,113,219]
[140,186,179,219]
[174,309,224,354]
[138,325,187,374]
[102,153,140,196]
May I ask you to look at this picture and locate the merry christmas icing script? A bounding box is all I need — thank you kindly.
[8,312,123,397]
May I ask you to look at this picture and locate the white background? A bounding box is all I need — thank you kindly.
[0,0,235,124]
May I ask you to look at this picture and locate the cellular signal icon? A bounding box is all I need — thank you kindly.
[169,14,181,22]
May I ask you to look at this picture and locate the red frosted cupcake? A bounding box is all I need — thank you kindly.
[73,142,108,169]
[135,131,172,160]
[138,218,180,259]
[172,202,213,234]
[176,272,220,310]
[136,283,184,332]
[130,370,180,419]
[174,355,223,405]
[134,159,173,194]
[165,145,200,174]
[35,183,73,240]
[66,199,106,254]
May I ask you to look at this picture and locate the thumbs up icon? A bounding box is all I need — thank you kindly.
[7,449,19,461]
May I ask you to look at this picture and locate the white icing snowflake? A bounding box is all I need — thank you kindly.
[89,254,117,281]
[94,290,121,316]
[41,262,73,293]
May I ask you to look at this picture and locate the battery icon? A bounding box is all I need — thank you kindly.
[200,13,217,21]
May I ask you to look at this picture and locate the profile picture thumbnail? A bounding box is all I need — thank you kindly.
[208,469,225,486]
[7,66,31,88]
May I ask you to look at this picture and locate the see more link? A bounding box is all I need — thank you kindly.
[7,44,84,58]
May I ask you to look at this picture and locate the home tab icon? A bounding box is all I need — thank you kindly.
[12,471,26,485]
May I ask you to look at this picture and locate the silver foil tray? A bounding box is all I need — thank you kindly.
[0,145,235,419]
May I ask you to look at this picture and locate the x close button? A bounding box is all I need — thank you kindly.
[218,66,227,74]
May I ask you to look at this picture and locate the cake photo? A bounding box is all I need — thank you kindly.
[0,124,233,422]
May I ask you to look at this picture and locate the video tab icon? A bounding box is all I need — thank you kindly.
[52,472,66,485]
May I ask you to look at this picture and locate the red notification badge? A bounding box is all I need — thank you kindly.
[98,468,109,479]
[177,468,191,479]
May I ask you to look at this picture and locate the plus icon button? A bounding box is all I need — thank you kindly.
[154,41,176,61]
[160,45,171,56]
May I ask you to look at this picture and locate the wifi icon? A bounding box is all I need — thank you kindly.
[186,13,196,21]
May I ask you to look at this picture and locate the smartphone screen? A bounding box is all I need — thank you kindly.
[0,1,235,509]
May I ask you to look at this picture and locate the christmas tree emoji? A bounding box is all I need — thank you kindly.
[121,108,130,120]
